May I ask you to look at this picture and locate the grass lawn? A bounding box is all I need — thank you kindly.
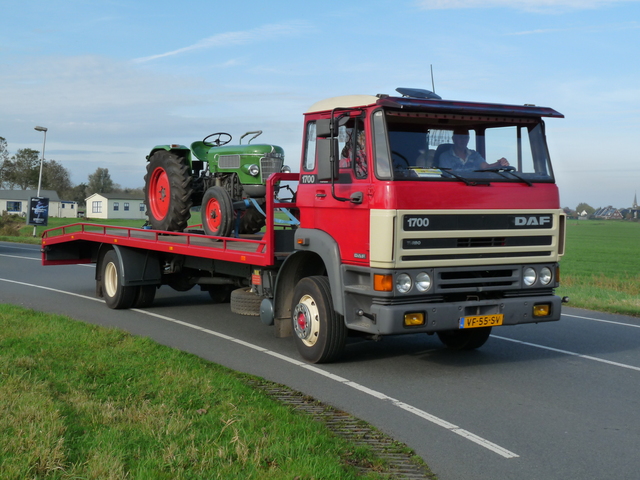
[0,304,418,480]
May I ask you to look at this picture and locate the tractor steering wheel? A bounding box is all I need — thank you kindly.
[203,132,232,147]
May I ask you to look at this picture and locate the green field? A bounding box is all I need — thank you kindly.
[557,220,640,316]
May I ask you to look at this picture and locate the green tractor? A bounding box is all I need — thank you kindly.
[144,131,289,236]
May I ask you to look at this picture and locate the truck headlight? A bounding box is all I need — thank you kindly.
[281,165,291,173]
[523,267,537,286]
[539,267,552,285]
[248,164,260,176]
[415,272,432,292]
[396,273,412,294]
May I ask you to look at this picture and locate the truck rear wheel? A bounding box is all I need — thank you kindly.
[101,250,137,309]
[291,276,347,364]
[437,327,492,350]
[201,186,234,238]
[144,150,193,232]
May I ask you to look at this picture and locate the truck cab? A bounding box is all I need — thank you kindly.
[282,88,566,362]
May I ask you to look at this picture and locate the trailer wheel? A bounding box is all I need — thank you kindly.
[144,150,193,232]
[230,287,261,316]
[437,327,492,351]
[291,276,347,364]
[201,186,234,238]
[101,250,137,309]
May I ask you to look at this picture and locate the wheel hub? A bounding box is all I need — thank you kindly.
[292,294,320,347]
[293,303,312,340]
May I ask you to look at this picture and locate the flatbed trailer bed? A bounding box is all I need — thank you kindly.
[41,173,299,268]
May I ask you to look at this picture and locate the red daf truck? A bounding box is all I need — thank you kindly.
[42,88,567,363]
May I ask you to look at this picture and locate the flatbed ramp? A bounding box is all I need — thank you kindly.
[41,223,293,267]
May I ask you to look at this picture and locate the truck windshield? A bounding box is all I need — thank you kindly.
[378,111,554,183]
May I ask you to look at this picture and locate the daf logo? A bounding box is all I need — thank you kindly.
[514,215,552,227]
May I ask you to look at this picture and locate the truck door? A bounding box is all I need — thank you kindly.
[299,116,372,266]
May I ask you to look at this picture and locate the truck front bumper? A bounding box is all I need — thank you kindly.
[348,294,562,335]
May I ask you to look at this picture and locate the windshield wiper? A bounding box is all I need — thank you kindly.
[439,168,488,186]
[478,166,533,187]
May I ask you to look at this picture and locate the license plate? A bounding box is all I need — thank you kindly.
[459,314,504,329]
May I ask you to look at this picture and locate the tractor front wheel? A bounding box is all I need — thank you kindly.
[201,186,234,238]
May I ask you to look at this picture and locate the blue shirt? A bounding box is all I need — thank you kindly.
[438,146,485,171]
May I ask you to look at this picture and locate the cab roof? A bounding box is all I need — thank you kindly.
[305,89,564,119]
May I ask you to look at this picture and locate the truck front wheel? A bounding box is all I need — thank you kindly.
[101,250,137,309]
[291,276,347,364]
[144,150,193,232]
[437,327,492,350]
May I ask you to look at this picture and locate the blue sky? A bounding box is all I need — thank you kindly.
[2,0,639,209]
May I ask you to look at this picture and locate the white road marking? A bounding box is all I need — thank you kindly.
[562,313,640,329]
[0,253,95,267]
[0,277,519,459]
[492,335,640,372]
[0,254,41,261]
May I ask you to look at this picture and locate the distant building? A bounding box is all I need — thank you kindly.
[0,189,78,218]
[593,206,624,220]
[85,192,147,220]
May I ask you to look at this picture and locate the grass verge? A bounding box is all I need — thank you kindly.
[0,304,417,480]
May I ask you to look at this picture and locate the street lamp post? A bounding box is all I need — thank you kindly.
[33,126,47,237]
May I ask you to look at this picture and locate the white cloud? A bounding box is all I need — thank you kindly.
[415,0,640,12]
[133,22,310,63]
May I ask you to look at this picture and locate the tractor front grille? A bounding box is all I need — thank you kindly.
[260,157,283,183]
[218,155,241,169]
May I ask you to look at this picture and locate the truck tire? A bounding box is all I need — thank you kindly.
[291,276,347,364]
[239,206,266,235]
[145,150,193,232]
[437,327,492,351]
[201,186,234,238]
[230,287,261,316]
[101,250,137,309]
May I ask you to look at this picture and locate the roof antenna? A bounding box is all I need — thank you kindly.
[430,64,436,94]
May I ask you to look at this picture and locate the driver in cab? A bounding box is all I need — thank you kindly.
[439,128,509,170]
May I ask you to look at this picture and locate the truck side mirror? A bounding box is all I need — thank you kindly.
[317,138,339,182]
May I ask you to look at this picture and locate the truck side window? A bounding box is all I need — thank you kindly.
[373,110,391,179]
[338,120,367,180]
[304,121,316,171]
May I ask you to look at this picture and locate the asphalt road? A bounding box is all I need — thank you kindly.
[2,240,639,480]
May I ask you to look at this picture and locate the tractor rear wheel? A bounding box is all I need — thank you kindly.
[144,150,193,232]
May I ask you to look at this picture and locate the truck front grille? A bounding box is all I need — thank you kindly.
[435,266,519,292]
